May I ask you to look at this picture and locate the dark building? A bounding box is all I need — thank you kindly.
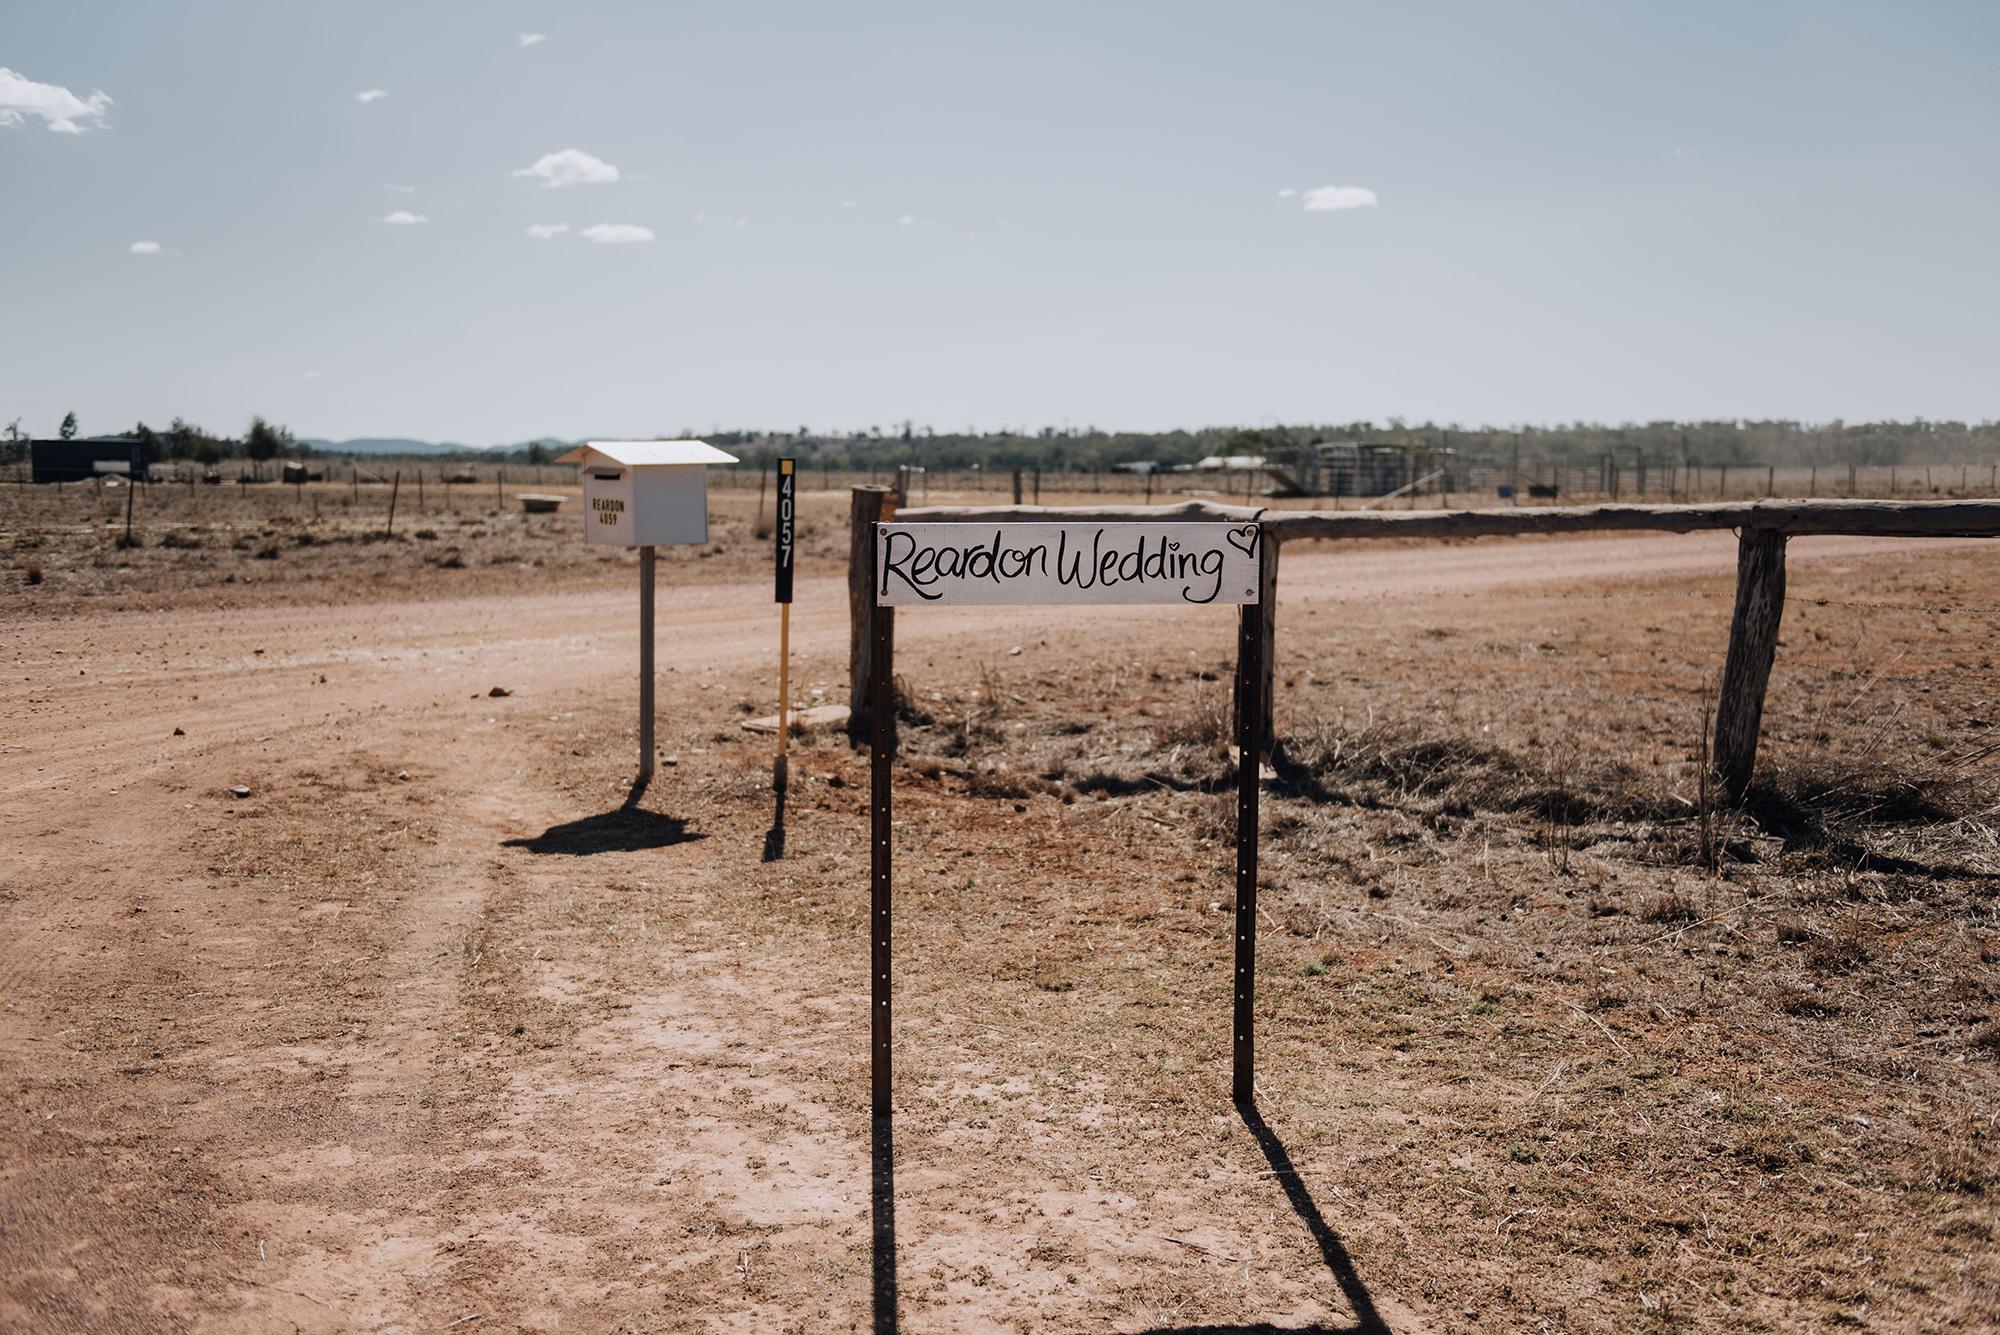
[29,439,149,484]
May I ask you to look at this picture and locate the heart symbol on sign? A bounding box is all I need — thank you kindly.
[1224,524,1262,561]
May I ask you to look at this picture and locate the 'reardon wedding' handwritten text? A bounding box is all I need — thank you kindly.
[875,522,1261,606]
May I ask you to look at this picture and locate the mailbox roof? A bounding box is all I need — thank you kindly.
[554,440,740,467]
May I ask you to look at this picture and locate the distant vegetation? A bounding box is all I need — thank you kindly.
[4,415,1995,472]
[700,418,2000,473]
[0,415,298,472]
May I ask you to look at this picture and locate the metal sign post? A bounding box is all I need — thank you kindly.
[639,545,656,780]
[774,458,796,791]
[1232,593,1263,1103]
[870,581,896,1116]
[867,520,1264,1123]
[552,440,740,783]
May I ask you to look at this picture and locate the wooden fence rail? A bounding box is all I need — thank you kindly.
[856,495,2000,802]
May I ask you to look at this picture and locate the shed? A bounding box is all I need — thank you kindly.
[31,439,149,484]
[553,440,740,547]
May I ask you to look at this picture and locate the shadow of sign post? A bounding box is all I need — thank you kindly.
[865,521,1384,1331]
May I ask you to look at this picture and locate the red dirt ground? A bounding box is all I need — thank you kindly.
[4,501,1996,1334]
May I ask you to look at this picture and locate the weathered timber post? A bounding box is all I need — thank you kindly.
[1714,528,1787,803]
[848,486,897,742]
[1257,532,1280,751]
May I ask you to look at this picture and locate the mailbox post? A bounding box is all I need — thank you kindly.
[554,440,740,779]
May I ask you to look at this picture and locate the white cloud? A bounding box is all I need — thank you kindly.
[581,223,653,245]
[355,89,388,103]
[1277,188,1297,198]
[129,240,162,255]
[526,222,568,239]
[0,67,112,133]
[305,371,322,379]
[1302,185,1378,212]
[513,148,619,188]
[382,210,428,225]
[841,199,857,208]
[518,33,547,46]
[384,183,416,192]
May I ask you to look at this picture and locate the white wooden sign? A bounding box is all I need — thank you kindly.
[876,522,1261,605]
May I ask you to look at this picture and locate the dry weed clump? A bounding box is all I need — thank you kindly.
[1805,925,1872,974]
[1752,744,2000,876]
[1767,979,1842,1018]
[1271,719,1665,825]
[1152,687,1231,753]
[1639,892,1697,923]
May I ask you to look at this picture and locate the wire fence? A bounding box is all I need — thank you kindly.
[5,457,1998,504]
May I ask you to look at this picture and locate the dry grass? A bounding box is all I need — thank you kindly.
[842,544,2000,1329]
[0,478,853,614]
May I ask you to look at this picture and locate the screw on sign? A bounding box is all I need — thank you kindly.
[875,521,1263,605]
[867,520,1267,1112]
[552,440,740,780]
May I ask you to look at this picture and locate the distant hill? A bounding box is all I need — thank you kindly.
[302,438,474,456]
[302,437,574,457]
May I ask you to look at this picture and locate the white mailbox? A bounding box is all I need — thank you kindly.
[554,440,740,547]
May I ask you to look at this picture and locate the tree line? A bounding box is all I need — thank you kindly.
[0,414,301,472]
[702,418,2000,473]
[7,415,1994,472]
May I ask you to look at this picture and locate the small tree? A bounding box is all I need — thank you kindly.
[165,418,199,461]
[526,441,551,465]
[245,416,293,479]
[59,412,78,440]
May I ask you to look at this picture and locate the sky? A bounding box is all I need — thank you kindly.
[3,1,1997,445]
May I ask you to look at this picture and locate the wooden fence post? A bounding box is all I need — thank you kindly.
[849,486,897,741]
[1715,528,1787,803]
[1257,532,1280,751]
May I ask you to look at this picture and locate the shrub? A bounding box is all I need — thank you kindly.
[1641,894,1697,924]
[1806,928,1869,974]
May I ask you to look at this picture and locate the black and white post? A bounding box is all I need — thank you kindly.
[774,458,796,791]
